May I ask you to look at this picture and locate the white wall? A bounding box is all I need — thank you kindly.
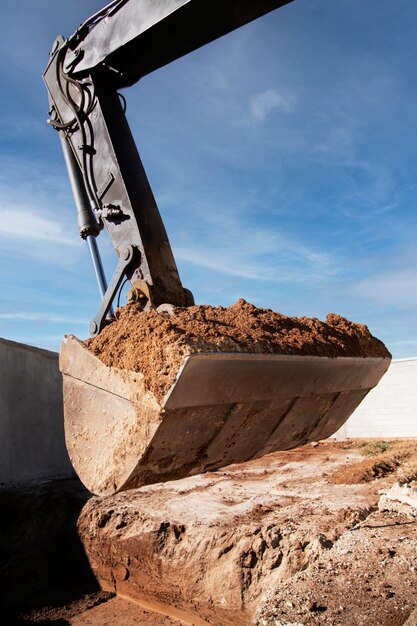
[335,358,417,439]
[0,337,73,486]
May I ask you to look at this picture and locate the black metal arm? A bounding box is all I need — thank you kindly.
[63,0,294,87]
[43,0,294,335]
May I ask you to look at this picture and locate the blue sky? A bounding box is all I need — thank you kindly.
[1,0,416,357]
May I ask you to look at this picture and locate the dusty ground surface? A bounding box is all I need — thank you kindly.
[86,301,390,401]
[255,508,417,626]
[75,440,417,626]
[69,596,183,625]
[17,594,183,625]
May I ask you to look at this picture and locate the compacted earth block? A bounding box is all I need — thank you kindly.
[5,441,416,625]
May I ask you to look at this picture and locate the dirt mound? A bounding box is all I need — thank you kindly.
[85,299,390,401]
[331,456,401,484]
[331,441,417,485]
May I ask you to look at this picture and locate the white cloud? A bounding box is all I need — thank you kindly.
[354,269,417,308]
[0,209,78,245]
[390,339,417,347]
[249,89,293,121]
[0,312,86,324]
[175,224,336,284]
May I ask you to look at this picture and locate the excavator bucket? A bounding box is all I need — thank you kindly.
[60,335,390,496]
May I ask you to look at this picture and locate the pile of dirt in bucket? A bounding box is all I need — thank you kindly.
[85,299,390,401]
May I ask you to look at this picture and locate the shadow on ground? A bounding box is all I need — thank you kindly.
[0,478,97,625]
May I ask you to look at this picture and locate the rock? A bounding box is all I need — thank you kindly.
[378,483,417,517]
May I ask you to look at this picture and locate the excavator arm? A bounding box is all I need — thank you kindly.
[43,0,294,335]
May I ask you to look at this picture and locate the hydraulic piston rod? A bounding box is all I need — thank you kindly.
[86,235,109,302]
[59,131,113,314]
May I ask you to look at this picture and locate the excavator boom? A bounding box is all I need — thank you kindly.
[44,0,294,333]
[64,0,294,85]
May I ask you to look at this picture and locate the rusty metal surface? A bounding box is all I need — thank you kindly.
[60,337,390,495]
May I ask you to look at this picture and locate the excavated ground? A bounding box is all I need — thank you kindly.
[86,301,390,401]
[7,440,416,626]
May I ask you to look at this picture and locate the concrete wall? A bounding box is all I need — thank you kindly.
[0,337,73,487]
[335,358,417,439]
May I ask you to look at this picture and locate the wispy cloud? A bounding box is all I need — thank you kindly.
[0,209,78,245]
[249,89,293,121]
[174,216,336,285]
[353,268,417,308]
[0,312,86,324]
[390,339,417,347]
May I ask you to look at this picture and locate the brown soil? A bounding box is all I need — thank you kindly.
[330,440,417,485]
[70,596,183,625]
[85,300,390,401]
[19,591,114,623]
[255,508,417,626]
[19,594,183,625]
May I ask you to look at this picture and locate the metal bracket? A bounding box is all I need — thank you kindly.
[89,244,136,336]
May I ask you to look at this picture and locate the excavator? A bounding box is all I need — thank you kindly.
[44,0,390,496]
